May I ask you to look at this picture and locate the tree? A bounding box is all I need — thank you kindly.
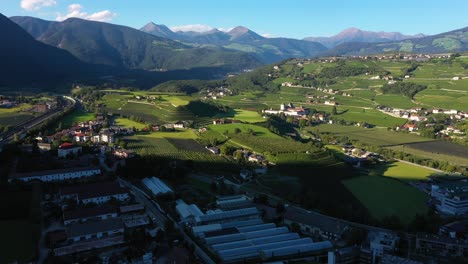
[160,126,167,132]
[332,106,338,115]
[234,128,241,134]
[13,133,19,142]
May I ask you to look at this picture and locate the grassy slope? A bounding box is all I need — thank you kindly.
[343,175,428,224]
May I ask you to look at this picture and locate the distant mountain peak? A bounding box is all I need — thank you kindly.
[140,21,176,38]
[228,26,250,35]
[304,28,426,48]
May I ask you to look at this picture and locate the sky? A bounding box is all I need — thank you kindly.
[2,0,468,38]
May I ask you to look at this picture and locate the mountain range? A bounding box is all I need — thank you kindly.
[140,22,328,63]
[10,16,261,72]
[2,13,468,91]
[303,27,425,48]
[324,26,468,56]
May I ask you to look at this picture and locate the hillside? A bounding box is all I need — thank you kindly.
[10,16,261,72]
[325,26,468,56]
[140,23,328,63]
[0,13,107,89]
[304,28,424,48]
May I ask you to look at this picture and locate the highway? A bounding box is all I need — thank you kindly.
[118,178,215,264]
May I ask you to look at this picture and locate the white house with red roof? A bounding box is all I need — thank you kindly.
[58,143,82,158]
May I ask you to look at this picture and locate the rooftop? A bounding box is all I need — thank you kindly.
[284,206,349,236]
[63,205,117,221]
[60,181,128,200]
[66,218,123,238]
[12,166,101,179]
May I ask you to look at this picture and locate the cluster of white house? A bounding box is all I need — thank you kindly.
[431,180,468,215]
[11,167,101,183]
[142,177,174,197]
[263,103,309,117]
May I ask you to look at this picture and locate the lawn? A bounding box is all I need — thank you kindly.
[343,175,429,224]
[115,117,147,129]
[62,110,95,127]
[381,161,436,181]
[232,109,265,123]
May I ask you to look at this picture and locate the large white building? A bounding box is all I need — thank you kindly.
[58,143,82,158]
[11,167,101,183]
[60,181,130,205]
[432,180,468,215]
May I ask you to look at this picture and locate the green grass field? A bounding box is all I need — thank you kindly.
[231,109,265,123]
[115,117,147,129]
[381,161,436,181]
[62,110,95,127]
[343,175,429,224]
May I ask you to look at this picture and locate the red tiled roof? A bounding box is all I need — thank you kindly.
[59,142,77,149]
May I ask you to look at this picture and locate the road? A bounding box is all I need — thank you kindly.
[118,178,215,264]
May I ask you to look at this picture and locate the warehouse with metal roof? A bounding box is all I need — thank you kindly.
[142,177,173,197]
[194,207,259,225]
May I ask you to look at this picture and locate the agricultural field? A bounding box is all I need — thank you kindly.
[374,94,417,109]
[207,123,316,154]
[0,113,33,127]
[312,124,432,146]
[388,143,468,166]
[343,175,429,224]
[0,103,34,127]
[332,107,407,127]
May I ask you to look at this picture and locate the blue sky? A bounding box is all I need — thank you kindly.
[3,0,468,38]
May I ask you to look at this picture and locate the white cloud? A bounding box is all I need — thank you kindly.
[56,4,117,22]
[21,0,57,11]
[170,24,213,33]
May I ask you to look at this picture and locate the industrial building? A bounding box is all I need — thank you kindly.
[194,207,260,225]
[11,167,101,183]
[431,180,468,215]
[175,199,204,223]
[215,195,253,211]
[60,181,130,205]
[194,217,332,263]
[142,177,173,197]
